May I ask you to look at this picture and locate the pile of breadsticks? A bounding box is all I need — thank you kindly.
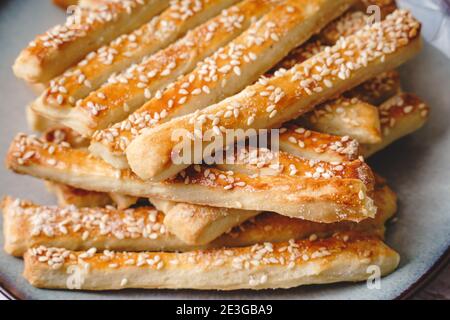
[2,0,429,291]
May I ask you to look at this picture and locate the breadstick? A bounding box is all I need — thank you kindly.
[279,125,360,162]
[161,203,260,246]
[46,0,279,136]
[216,149,374,191]
[2,182,396,257]
[158,145,374,245]
[6,134,376,222]
[33,0,241,129]
[23,233,400,290]
[14,0,169,83]
[89,0,356,167]
[126,10,422,181]
[298,97,382,144]
[149,196,261,246]
[361,93,430,157]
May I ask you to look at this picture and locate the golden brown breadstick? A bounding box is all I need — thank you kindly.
[14,0,169,83]
[278,124,360,162]
[2,182,396,257]
[23,233,400,290]
[319,0,397,45]
[6,134,376,222]
[361,93,430,157]
[126,10,422,181]
[298,97,382,144]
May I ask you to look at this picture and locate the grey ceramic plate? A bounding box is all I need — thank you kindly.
[0,0,449,300]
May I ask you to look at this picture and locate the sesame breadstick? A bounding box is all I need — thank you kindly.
[298,97,382,144]
[89,0,356,168]
[126,10,422,181]
[2,182,396,256]
[23,233,400,290]
[6,134,376,223]
[361,93,430,157]
[32,0,241,127]
[14,0,169,83]
[278,125,360,162]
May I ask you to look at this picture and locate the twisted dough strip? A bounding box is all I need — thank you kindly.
[6,134,376,223]
[14,0,169,83]
[33,0,242,127]
[22,232,400,290]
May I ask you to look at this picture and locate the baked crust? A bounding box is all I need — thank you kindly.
[217,149,375,192]
[6,134,377,222]
[345,70,401,106]
[33,0,241,129]
[26,105,59,133]
[13,0,169,83]
[2,181,396,257]
[126,10,422,181]
[89,0,356,167]
[22,233,400,290]
[163,203,261,245]
[361,93,430,157]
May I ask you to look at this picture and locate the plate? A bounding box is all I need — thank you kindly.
[0,0,449,300]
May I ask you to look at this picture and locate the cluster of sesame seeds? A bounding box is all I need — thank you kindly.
[287,9,419,101]
[280,126,359,159]
[179,166,248,191]
[29,246,73,270]
[10,134,67,167]
[307,97,366,127]
[322,11,372,44]
[378,93,428,136]
[29,0,147,51]
[8,199,166,241]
